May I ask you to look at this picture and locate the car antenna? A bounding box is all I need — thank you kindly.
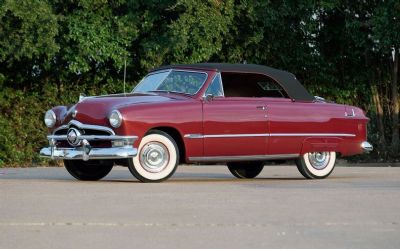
[123,57,127,96]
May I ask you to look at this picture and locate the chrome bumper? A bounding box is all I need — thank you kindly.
[361,141,373,153]
[40,146,137,160]
[40,134,138,161]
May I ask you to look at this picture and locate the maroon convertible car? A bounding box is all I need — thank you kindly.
[40,63,372,182]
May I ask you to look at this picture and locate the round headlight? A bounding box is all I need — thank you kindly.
[44,110,56,128]
[109,110,123,128]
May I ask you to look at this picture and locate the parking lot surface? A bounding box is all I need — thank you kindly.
[1,165,399,249]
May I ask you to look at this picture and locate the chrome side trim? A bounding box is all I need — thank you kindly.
[184,133,356,139]
[269,133,356,137]
[361,141,373,153]
[184,134,204,139]
[204,134,269,138]
[184,134,269,139]
[53,120,115,135]
[188,154,299,162]
[40,146,137,160]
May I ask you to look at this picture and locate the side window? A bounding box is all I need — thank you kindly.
[257,80,288,98]
[205,73,224,97]
[221,72,289,98]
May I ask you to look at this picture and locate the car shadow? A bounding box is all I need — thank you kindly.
[0,168,357,183]
[101,172,314,183]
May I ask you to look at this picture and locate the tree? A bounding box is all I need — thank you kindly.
[372,0,400,155]
[0,0,58,87]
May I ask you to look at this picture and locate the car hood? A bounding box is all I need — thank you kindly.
[61,93,187,126]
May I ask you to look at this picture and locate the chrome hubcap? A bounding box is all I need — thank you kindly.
[140,142,169,173]
[308,152,330,170]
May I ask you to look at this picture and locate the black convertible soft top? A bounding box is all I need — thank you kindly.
[155,63,314,101]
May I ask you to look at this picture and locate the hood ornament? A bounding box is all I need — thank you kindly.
[72,109,78,118]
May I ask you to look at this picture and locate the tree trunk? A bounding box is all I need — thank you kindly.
[391,48,399,155]
[371,82,386,154]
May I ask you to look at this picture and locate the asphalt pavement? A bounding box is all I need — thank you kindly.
[1,165,399,249]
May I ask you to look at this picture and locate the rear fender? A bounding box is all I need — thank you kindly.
[301,137,344,155]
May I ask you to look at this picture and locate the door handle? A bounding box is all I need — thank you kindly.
[345,108,355,117]
[256,106,266,110]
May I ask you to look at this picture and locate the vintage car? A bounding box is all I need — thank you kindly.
[40,63,373,182]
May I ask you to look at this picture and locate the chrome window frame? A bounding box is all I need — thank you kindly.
[204,72,225,98]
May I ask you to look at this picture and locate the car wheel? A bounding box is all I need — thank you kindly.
[128,130,179,182]
[227,161,264,179]
[64,160,113,181]
[295,151,336,179]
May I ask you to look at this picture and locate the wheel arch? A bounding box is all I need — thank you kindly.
[145,126,186,164]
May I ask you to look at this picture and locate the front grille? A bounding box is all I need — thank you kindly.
[56,140,112,148]
[53,121,114,148]
[54,129,68,135]
[80,129,111,136]
[54,128,111,136]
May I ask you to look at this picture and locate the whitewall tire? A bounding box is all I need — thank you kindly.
[128,130,179,182]
[295,151,336,179]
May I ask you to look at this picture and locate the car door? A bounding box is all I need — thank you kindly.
[202,98,268,157]
[202,73,268,158]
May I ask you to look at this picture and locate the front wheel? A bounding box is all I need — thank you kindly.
[227,161,264,179]
[295,151,336,179]
[128,130,179,182]
[64,160,113,181]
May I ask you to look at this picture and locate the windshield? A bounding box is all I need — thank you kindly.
[133,70,208,95]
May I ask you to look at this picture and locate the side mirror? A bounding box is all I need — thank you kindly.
[204,94,214,102]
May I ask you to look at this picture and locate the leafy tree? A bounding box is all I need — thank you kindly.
[0,0,58,87]
[0,0,399,165]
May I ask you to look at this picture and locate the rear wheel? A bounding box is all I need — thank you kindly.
[128,130,179,182]
[295,151,336,179]
[227,161,264,179]
[64,160,113,181]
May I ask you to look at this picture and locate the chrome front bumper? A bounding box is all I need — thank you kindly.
[40,134,138,161]
[40,146,137,160]
[361,141,373,153]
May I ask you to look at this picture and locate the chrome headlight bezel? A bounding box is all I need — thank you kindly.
[44,110,56,128]
[109,110,123,128]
